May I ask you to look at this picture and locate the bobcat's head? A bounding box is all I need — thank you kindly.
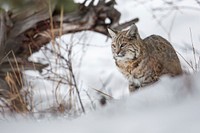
[108,24,143,61]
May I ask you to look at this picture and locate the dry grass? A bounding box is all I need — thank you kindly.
[176,29,200,73]
[0,4,89,118]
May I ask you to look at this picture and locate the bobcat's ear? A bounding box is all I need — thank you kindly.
[126,24,138,37]
[108,28,117,38]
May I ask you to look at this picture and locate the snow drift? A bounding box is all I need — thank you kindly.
[1,72,200,133]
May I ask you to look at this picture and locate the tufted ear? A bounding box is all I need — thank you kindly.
[107,28,117,38]
[126,24,138,37]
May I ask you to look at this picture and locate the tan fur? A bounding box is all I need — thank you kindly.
[108,24,182,92]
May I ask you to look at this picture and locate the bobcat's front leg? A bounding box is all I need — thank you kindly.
[129,83,140,92]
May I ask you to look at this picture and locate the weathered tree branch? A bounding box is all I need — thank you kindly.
[2,0,139,60]
[16,0,138,58]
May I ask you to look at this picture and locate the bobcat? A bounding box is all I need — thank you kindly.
[108,24,182,92]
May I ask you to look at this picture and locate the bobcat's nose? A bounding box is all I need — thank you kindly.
[117,51,125,57]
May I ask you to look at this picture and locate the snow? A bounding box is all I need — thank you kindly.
[1,73,200,133]
[1,0,200,132]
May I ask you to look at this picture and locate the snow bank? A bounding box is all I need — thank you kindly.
[1,72,200,133]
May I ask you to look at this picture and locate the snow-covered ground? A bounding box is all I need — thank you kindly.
[1,0,200,132]
[1,73,200,133]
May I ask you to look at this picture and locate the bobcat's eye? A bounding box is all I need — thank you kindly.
[120,43,126,48]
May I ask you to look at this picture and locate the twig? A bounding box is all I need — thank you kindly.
[176,51,195,71]
[189,28,197,71]
[68,57,85,113]
[92,88,114,99]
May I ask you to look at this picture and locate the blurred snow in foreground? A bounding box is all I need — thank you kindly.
[1,72,200,133]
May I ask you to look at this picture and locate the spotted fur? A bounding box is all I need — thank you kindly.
[108,24,182,92]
